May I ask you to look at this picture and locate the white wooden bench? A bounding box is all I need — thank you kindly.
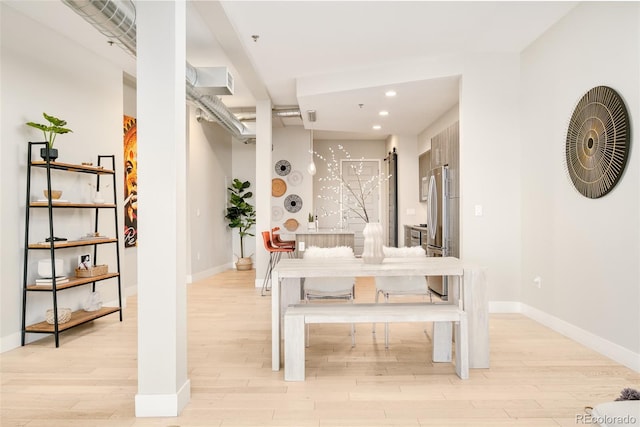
[284,302,469,381]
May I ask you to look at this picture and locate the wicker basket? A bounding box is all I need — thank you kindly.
[45,308,72,324]
[75,264,108,278]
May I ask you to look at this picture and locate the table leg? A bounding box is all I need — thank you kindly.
[272,275,303,372]
[284,312,305,381]
[432,274,459,362]
[271,270,280,371]
[463,267,489,369]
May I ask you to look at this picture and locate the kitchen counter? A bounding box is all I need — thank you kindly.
[404,224,428,250]
[406,224,428,232]
[294,229,355,257]
[295,229,355,235]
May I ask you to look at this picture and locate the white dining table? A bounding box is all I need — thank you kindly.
[270,256,489,372]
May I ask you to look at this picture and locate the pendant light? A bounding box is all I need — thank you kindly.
[307,110,317,176]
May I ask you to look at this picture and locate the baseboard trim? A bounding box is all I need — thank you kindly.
[489,300,639,372]
[188,263,233,284]
[135,379,191,417]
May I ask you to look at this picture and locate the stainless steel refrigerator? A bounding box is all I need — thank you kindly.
[425,165,458,298]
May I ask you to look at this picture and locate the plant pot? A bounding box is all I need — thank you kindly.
[362,222,385,264]
[40,147,58,162]
[236,257,253,271]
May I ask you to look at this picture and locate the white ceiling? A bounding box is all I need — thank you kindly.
[8,0,577,140]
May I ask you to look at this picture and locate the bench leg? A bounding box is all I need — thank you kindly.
[284,313,306,381]
[454,312,469,380]
[432,321,453,362]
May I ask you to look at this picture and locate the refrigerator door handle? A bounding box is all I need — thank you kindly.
[427,174,437,240]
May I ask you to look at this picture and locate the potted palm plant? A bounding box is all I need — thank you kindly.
[225,178,256,270]
[25,112,73,161]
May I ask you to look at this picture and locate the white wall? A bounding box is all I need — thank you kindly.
[520,2,639,357]
[459,53,522,302]
[188,111,234,280]
[1,4,126,348]
[271,127,314,238]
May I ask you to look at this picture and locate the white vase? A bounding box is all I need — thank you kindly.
[362,222,385,264]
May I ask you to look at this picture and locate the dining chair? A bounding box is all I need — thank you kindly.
[373,246,433,348]
[271,226,295,249]
[302,246,356,347]
[260,231,294,296]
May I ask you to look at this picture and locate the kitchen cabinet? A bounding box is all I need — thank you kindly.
[418,151,430,202]
[430,130,447,169]
[404,225,428,249]
[429,121,459,197]
[447,122,459,198]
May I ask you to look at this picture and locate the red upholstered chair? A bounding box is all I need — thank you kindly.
[261,231,294,296]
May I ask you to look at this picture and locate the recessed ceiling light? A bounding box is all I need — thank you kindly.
[385,90,396,97]
[372,125,382,130]
[379,110,389,116]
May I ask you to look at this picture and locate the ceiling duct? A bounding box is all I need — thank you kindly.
[62,0,137,57]
[233,108,302,122]
[274,108,302,119]
[62,0,254,142]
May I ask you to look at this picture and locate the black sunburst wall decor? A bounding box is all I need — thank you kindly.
[565,86,631,199]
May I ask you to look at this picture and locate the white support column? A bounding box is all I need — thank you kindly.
[135,1,190,417]
[255,100,273,287]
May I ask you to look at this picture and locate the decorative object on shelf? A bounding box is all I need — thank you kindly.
[362,222,385,264]
[271,178,287,197]
[284,194,303,213]
[284,218,300,232]
[37,258,64,278]
[45,308,72,324]
[75,264,108,278]
[77,254,92,270]
[565,86,631,199]
[275,159,292,176]
[25,112,73,161]
[287,169,303,186]
[35,276,68,285]
[225,178,256,271]
[123,115,138,248]
[43,189,62,200]
[307,212,316,230]
[83,291,103,312]
[88,182,110,204]
[272,205,284,221]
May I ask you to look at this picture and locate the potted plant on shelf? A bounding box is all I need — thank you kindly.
[307,212,316,230]
[225,178,256,271]
[25,112,73,161]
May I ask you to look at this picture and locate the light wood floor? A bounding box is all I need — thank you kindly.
[2,269,638,427]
